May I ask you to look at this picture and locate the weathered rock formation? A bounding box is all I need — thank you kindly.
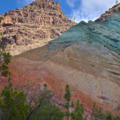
[2,12,119,117]
[0,0,75,55]
[95,3,120,22]
[0,2,120,118]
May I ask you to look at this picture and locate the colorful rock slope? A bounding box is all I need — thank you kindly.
[5,12,120,116]
[0,8,120,119]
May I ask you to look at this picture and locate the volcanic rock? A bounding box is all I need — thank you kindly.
[95,3,120,22]
[0,2,120,118]
[4,12,120,117]
[0,0,75,55]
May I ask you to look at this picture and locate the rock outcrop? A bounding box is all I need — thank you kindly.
[0,0,75,55]
[2,12,119,117]
[95,3,120,22]
[0,2,120,118]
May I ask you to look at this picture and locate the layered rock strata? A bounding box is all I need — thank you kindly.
[5,13,120,116]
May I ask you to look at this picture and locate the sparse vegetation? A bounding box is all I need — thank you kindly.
[28,85,64,120]
[0,27,11,77]
[0,18,119,120]
[24,27,28,32]
[37,0,41,4]
[0,85,29,120]
[30,5,34,10]
[0,19,29,120]
[71,100,86,120]
[64,84,72,120]
[0,16,3,23]
[91,103,120,120]
[41,8,44,13]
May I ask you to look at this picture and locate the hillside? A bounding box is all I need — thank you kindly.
[0,1,120,119]
[1,11,118,118]
[95,3,120,22]
[0,0,75,55]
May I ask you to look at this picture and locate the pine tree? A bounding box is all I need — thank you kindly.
[91,102,120,120]
[27,84,64,120]
[71,100,86,120]
[0,85,29,120]
[64,85,72,120]
[0,19,29,120]
[0,21,11,77]
[0,45,29,120]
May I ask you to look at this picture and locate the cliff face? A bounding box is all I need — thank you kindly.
[0,0,75,55]
[0,2,120,118]
[3,12,119,117]
[95,3,120,22]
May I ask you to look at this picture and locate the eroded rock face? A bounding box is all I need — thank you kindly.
[0,0,75,55]
[4,12,120,117]
[95,3,120,22]
[0,2,120,118]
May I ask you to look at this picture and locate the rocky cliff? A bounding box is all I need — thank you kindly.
[0,0,75,55]
[2,12,119,117]
[0,2,120,118]
[95,3,120,22]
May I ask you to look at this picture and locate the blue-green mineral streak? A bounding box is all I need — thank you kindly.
[48,13,120,58]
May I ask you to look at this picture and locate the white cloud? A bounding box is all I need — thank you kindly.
[67,0,116,23]
[17,0,117,23]
[66,0,79,8]
[25,0,35,4]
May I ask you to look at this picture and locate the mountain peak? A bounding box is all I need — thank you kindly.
[30,0,60,9]
[1,0,63,25]
[0,0,75,55]
[95,3,120,22]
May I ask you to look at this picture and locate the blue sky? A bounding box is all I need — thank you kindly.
[0,0,117,22]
